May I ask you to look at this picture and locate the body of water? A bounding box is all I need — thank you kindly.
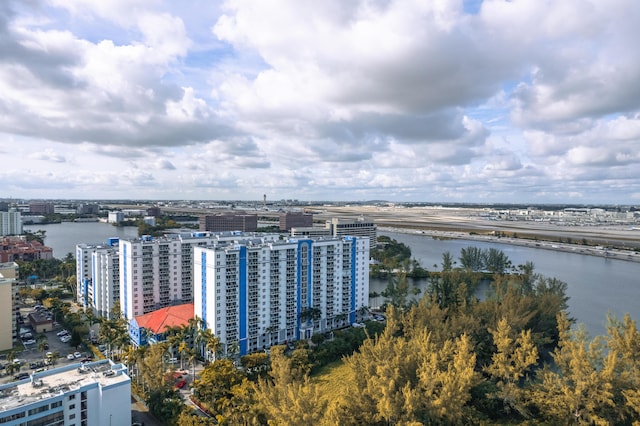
[24,222,139,258]
[23,223,638,337]
[371,231,640,337]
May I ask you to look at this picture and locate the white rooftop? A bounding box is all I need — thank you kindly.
[0,360,129,412]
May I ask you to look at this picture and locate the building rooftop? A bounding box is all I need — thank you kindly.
[0,359,129,412]
[135,303,194,335]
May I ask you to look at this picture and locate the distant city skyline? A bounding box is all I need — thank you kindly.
[1,0,639,204]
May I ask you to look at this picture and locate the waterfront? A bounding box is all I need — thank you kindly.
[373,231,640,337]
[24,221,139,258]
[22,222,639,338]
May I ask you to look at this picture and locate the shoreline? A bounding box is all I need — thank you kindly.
[380,226,640,264]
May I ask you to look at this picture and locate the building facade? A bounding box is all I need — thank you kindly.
[199,213,258,232]
[0,237,53,263]
[290,226,331,239]
[107,211,124,224]
[327,217,377,248]
[193,236,369,356]
[128,303,194,347]
[0,359,130,426]
[279,212,313,231]
[0,262,18,351]
[0,209,22,236]
[118,232,276,320]
[29,202,54,215]
[76,238,121,317]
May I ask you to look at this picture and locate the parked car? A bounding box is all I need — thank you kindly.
[56,330,69,337]
[73,352,82,359]
[175,379,187,389]
[66,354,75,360]
[13,372,29,380]
[23,339,36,345]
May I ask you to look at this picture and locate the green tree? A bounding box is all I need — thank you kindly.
[484,248,512,275]
[459,246,485,271]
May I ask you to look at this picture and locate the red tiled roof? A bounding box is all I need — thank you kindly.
[135,303,194,335]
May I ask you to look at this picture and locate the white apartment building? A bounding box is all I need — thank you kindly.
[326,216,377,248]
[194,236,369,356]
[76,239,120,317]
[0,209,22,236]
[119,232,279,319]
[0,360,130,426]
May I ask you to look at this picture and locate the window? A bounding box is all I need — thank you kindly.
[69,404,75,410]
[69,414,76,420]
[69,394,76,400]
[51,401,63,408]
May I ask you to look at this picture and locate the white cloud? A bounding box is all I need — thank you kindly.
[0,0,638,203]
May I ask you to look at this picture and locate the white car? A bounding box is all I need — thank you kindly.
[56,330,69,337]
[23,339,36,345]
[73,352,82,359]
[66,354,75,360]
[60,336,71,343]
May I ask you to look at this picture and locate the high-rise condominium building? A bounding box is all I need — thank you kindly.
[194,236,369,356]
[0,209,22,236]
[76,238,120,317]
[119,232,278,320]
[0,360,131,426]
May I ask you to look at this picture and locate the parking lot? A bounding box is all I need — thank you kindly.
[1,304,95,383]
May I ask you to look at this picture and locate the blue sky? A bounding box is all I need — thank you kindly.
[1,0,639,204]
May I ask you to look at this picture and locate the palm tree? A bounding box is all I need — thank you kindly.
[37,336,48,360]
[5,352,19,377]
[265,325,279,348]
[202,328,221,362]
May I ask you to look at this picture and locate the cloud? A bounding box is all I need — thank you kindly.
[28,149,66,163]
[0,0,639,203]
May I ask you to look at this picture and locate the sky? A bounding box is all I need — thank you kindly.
[1,0,639,204]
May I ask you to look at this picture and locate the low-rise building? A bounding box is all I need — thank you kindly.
[0,237,54,262]
[129,303,194,347]
[0,359,131,426]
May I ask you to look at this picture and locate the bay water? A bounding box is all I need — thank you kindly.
[372,231,640,337]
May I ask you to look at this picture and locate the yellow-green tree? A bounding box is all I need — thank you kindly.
[484,317,538,418]
[253,345,328,425]
[529,312,615,424]
[605,313,640,424]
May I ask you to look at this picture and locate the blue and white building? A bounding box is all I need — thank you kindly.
[76,238,120,317]
[119,232,279,320]
[0,360,130,426]
[194,236,369,356]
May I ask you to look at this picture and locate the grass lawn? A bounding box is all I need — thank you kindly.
[311,359,352,405]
